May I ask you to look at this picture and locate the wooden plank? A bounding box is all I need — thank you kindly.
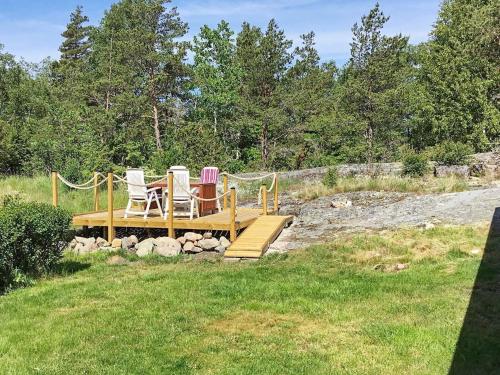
[224,215,293,258]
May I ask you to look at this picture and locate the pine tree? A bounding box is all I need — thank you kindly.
[413,0,499,150]
[59,6,92,63]
[338,3,412,162]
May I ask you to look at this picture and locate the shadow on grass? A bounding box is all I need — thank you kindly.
[449,207,500,374]
[52,259,91,276]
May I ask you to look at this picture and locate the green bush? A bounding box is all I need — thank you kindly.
[0,198,71,293]
[432,141,473,166]
[402,152,429,177]
[322,167,339,188]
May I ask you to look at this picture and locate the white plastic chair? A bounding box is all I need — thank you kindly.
[124,168,163,219]
[163,166,200,220]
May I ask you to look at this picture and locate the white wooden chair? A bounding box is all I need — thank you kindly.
[124,168,163,219]
[163,166,199,220]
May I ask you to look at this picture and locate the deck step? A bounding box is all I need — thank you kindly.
[224,215,293,258]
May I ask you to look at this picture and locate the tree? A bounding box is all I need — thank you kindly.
[337,3,412,162]
[236,19,293,168]
[59,6,92,63]
[192,21,242,151]
[413,0,499,150]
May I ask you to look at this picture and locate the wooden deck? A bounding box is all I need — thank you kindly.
[225,215,294,258]
[73,208,266,231]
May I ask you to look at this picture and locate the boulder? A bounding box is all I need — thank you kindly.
[96,237,110,248]
[106,255,129,266]
[214,245,226,253]
[136,238,155,257]
[184,232,203,242]
[219,236,231,249]
[111,238,122,249]
[177,236,187,245]
[330,200,352,208]
[75,236,88,244]
[75,237,95,254]
[154,237,181,257]
[191,246,203,253]
[68,239,77,250]
[183,241,195,253]
[198,238,220,250]
[434,165,469,178]
[128,235,139,247]
[203,232,213,239]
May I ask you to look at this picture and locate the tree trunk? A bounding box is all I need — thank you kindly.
[261,120,269,168]
[213,110,218,134]
[152,101,162,151]
[366,123,373,164]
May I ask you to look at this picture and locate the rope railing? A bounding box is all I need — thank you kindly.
[57,173,108,190]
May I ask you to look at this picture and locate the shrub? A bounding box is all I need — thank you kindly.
[432,141,473,166]
[322,167,338,188]
[0,198,71,293]
[402,152,429,177]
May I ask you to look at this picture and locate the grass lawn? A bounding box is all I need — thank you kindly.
[1,225,498,374]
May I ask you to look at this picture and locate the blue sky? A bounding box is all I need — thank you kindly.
[0,0,440,65]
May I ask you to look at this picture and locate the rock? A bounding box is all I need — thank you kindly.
[418,222,435,230]
[469,163,486,177]
[330,200,352,208]
[203,232,213,239]
[111,238,122,249]
[96,237,110,248]
[68,239,77,250]
[191,246,203,253]
[74,237,95,254]
[184,232,203,242]
[395,263,409,271]
[183,241,195,252]
[470,248,481,255]
[177,236,187,245]
[198,238,220,250]
[136,239,155,257]
[219,236,231,248]
[128,235,139,247]
[154,237,181,257]
[75,236,88,244]
[214,245,226,253]
[106,255,129,265]
[434,165,469,178]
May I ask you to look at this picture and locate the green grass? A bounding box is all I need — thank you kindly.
[0,225,495,374]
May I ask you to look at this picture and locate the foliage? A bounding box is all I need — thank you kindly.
[0,0,498,177]
[402,151,429,177]
[431,141,473,166]
[0,198,71,293]
[322,167,338,188]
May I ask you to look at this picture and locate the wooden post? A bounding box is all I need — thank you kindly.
[93,172,100,212]
[167,171,174,238]
[261,184,267,216]
[273,174,279,213]
[51,171,58,207]
[223,174,228,211]
[107,172,114,243]
[230,187,236,242]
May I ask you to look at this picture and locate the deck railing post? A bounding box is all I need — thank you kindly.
[273,174,279,213]
[93,171,100,212]
[168,171,174,238]
[223,174,228,211]
[261,184,267,216]
[230,187,236,242]
[107,172,114,243]
[51,171,58,207]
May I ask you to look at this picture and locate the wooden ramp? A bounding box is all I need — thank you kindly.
[225,215,293,258]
